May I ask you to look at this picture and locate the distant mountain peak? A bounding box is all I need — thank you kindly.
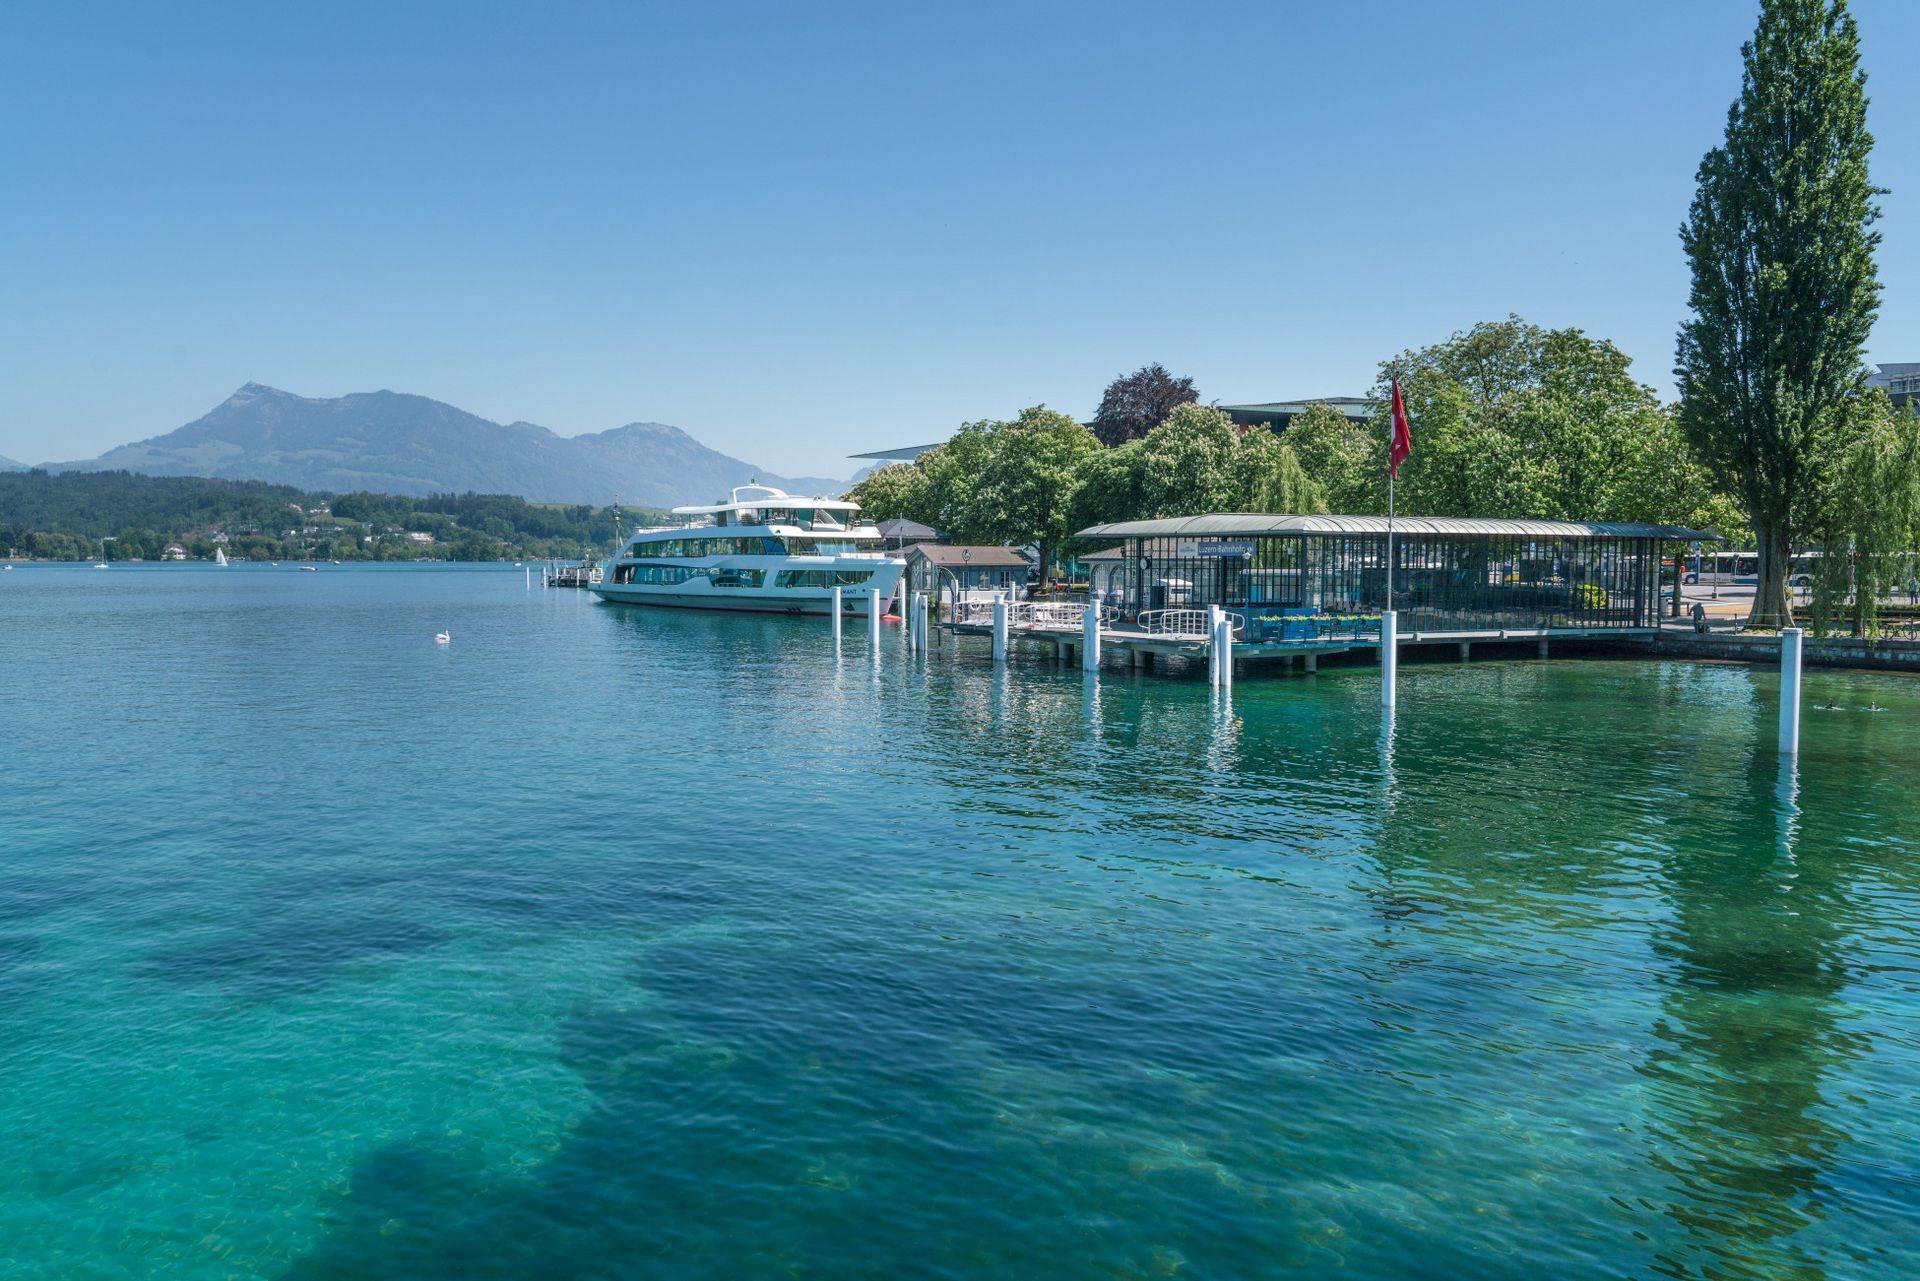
[48,384,849,505]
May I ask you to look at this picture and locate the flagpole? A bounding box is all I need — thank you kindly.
[1386,468,1395,609]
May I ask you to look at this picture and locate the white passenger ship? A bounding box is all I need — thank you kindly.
[591,485,904,616]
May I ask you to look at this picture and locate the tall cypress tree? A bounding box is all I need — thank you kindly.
[1676,0,1881,628]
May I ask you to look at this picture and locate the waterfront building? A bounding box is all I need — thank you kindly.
[902,544,1032,603]
[1075,514,1715,642]
[1869,362,1919,406]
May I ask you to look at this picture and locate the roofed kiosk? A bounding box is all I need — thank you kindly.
[1076,512,1715,642]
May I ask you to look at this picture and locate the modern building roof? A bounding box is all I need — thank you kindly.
[1220,397,1372,423]
[1870,362,1919,401]
[902,544,1033,567]
[850,443,943,462]
[1076,514,1720,541]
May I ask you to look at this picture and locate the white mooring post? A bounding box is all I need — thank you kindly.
[1381,609,1399,708]
[918,591,930,654]
[1082,601,1100,671]
[905,591,918,653]
[1207,605,1224,686]
[869,589,882,650]
[991,592,1008,664]
[1216,614,1233,690]
[831,586,843,647]
[1779,627,1804,754]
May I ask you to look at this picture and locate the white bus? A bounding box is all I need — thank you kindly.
[1683,550,1816,588]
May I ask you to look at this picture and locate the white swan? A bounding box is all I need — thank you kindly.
[435,631,451,644]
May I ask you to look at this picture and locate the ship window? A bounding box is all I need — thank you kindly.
[622,564,697,585]
[628,536,785,557]
[774,569,873,589]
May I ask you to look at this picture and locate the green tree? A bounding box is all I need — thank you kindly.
[1383,317,1713,526]
[842,462,935,528]
[1131,403,1326,517]
[1283,403,1383,513]
[968,406,1101,576]
[1139,404,1242,514]
[1064,405,1324,536]
[1675,0,1882,627]
[1231,425,1324,515]
[1065,440,1149,534]
[919,422,997,541]
[1805,394,1920,637]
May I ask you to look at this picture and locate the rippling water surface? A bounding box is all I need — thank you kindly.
[4,564,1919,1279]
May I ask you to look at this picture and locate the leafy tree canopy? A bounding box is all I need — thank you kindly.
[1065,405,1323,536]
[845,408,1100,571]
[1804,393,1920,637]
[1090,363,1199,446]
[1379,317,1732,531]
[1282,403,1382,515]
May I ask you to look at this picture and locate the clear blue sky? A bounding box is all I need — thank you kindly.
[2,0,1916,477]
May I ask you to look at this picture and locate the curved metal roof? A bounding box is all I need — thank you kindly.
[1075,514,1719,541]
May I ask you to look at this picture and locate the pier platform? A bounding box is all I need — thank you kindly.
[941,599,1659,673]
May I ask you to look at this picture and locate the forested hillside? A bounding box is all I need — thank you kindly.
[0,470,650,562]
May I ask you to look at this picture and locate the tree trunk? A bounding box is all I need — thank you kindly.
[1749,521,1793,629]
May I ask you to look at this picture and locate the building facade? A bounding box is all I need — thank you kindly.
[1869,362,1919,406]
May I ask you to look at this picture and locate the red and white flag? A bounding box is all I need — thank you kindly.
[1389,377,1413,478]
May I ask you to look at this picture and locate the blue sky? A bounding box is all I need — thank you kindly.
[2,0,1916,477]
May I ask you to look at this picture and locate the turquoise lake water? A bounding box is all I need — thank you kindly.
[3,563,1918,1279]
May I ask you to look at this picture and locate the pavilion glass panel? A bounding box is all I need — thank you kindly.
[1119,532,1657,636]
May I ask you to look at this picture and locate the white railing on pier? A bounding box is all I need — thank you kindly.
[1137,608,1245,641]
[951,599,1118,631]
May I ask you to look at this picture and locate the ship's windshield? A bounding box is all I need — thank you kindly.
[754,506,849,532]
[626,535,788,558]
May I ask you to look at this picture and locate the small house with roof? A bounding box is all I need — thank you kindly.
[901,544,1033,603]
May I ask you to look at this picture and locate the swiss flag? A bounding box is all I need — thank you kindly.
[1389,377,1413,479]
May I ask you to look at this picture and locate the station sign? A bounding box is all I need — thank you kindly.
[1188,541,1257,558]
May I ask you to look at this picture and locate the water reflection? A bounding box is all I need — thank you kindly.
[1640,753,1863,1280]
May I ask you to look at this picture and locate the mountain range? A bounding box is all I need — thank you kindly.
[32,384,847,506]
[0,454,25,471]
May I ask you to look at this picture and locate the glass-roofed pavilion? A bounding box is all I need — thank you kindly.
[1075,514,1717,647]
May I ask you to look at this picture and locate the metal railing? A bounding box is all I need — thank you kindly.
[950,598,1118,630]
[1136,609,1245,641]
